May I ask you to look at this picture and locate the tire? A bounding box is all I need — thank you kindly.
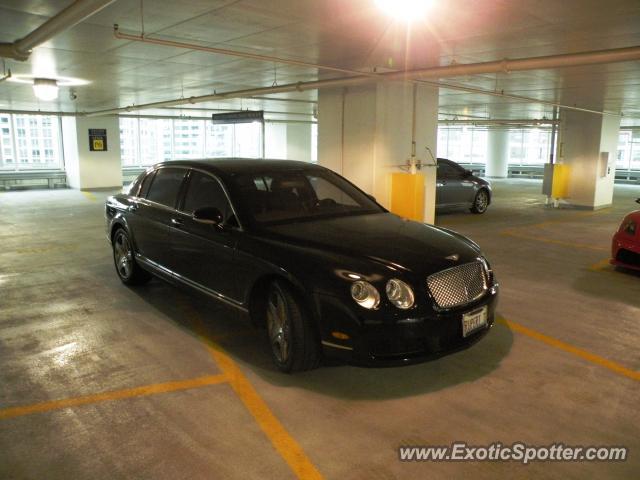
[265,281,320,373]
[112,228,151,285]
[470,189,489,214]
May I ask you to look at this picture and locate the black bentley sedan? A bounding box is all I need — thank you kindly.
[106,159,499,372]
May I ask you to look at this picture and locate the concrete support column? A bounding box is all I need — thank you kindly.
[486,129,509,178]
[286,123,312,162]
[318,82,439,223]
[560,111,621,209]
[61,116,122,190]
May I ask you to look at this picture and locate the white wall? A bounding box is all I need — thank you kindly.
[594,114,622,207]
[318,82,439,222]
[562,110,621,209]
[61,116,80,189]
[265,123,287,159]
[62,116,122,190]
[286,123,312,162]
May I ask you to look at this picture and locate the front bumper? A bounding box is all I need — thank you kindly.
[611,233,640,271]
[315,285,499,366]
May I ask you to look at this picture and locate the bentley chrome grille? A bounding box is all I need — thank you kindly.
[426,260,488,309]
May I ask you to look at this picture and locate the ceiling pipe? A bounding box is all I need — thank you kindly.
[0,0,117,61]
[118,113,316,124]
[439,119,560,125]
[110,25,637,116]
[162,106,313,116]
[250,96,317,104]
[87,43,640,117]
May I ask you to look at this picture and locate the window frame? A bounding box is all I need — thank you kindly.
[143,166,189,210]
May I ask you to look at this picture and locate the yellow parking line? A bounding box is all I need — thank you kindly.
[203,341,324,480]
[0,374,227,420]
[499,318,639,382]
[82,191,97,202]
[501,230,609,252]
[588,257,613,272]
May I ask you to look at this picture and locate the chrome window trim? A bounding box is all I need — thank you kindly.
[136,253,248,312]
[131,164,244,231]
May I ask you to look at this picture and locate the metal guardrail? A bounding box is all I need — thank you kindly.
[0,170,67,190]
[459,164,640,184]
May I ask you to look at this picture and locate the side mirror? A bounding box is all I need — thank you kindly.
[193,206,224,225]
[636,198,640,205]
[464,169,473,177]
[366,193,377,203]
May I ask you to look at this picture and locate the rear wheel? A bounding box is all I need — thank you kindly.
[266,281,320,373]
[112,228,151,285]
[470,189,489,214]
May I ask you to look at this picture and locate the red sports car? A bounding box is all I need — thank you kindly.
[611,198,640,271]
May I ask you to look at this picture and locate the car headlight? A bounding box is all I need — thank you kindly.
[385,278,415,309]
[350,281,380,309]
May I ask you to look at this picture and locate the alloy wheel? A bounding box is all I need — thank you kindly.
[266,288,291,364]
[475,190,489,212]
[114,231,133,280]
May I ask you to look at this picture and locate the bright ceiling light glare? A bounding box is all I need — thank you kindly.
[375,0,433,22]
[33,78,59,101]
[8,73,90,87]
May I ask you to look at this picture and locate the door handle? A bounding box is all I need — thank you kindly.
[171,218,184,228]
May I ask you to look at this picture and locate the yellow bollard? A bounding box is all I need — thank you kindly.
[390,173,425,221]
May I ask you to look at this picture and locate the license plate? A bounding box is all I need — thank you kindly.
[462,306,488,337]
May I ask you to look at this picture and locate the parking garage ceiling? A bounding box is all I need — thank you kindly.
[0,0,639,123]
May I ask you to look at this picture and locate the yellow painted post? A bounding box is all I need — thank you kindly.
[390,173,425,221]
[552,164,570,198]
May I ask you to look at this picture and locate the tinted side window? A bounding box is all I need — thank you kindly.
[182,171,231,220]
[146,168,186,208]
[438,161,460,178]
[138,171,156,198]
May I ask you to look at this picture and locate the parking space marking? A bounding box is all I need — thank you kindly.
[499,318,639,382]
[0,374,227,420]
[501,230,609,252]
[82,191,97,202]
[202,340,324,480]
[588,257,613,272]
[12,243,80,255]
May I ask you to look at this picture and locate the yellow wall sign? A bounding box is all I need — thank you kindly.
[89,128,107,151]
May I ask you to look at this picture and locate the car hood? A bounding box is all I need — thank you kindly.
[261,213,481,276]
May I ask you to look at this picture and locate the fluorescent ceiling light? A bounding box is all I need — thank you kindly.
[375,0,433,22]
[8,74,90,87]
[33,78,59,101]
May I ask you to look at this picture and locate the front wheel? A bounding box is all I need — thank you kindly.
[112,228,151,285]
[470,189,489,214]
[265,281,320,373]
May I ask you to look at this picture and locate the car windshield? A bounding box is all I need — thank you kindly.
[231,168,384,225]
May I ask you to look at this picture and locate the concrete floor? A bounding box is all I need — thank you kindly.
[0,180,639,479]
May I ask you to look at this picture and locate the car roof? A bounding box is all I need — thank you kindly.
[153,158,325,176]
